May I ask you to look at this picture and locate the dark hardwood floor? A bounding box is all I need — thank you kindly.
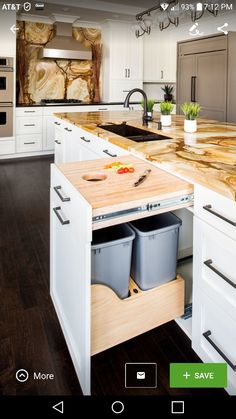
[0,156,226,398]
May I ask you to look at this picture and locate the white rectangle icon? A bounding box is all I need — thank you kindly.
[196,2,203,11]
[136,371,145,379]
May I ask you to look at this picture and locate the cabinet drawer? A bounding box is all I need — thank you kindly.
[16,107,43,117]
[16,116,42,134]
[16,135,42,153]
[92,276,184,355]
[0,140,15,155]
[178,35,227,56]
[194,217,236,318]
[194,184,236,241]
[192,290,236,395]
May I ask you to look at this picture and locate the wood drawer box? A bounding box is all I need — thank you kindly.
[92,276,184,355]
[194,216,236,319]
[16,134,42,153]
[192,289,236,395]
[16,116,42,135]
[194,184,236,241]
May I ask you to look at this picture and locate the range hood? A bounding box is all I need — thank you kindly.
[39,22,92,60]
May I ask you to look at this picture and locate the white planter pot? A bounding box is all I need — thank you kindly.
[161,114,172,126]
[184,119,197,133]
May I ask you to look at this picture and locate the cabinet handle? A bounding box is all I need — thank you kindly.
[123,90,130,93]
[53,206,70,225]
[54,185,71,202]
[203,330,236,371]
[24,124,35,127]
[204,259,236,289]
[125,68,127,78]
[64,127,72,132]
[54,121,61,126]
[203,205,236,226]
[161,70,163,79]
[55,140,61,145]
[98,108,108,111]
[103,149,117,157]
[128,68,130,78]
[191,76,197,102]
[80,136,90,143]
[24,142,35,145]
[24,110,36,113]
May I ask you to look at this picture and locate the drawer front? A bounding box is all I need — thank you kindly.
[192,290,236,395]
[16,116,42,134]
[16,134,42,153]
[194,216,236,318]
[0,140,15,155]
[194,184,236,241]
[16,107,43,117]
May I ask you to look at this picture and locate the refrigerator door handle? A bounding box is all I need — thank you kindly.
[191,76,197,102]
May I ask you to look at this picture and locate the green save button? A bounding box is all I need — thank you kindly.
[170,363,227,388]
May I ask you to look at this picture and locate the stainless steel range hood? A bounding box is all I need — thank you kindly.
[39,22,92,60]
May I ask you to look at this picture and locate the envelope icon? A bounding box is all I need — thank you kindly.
[137,371,145,380]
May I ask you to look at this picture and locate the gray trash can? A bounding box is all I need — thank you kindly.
[129,212,182,290]
[91,223,135,299]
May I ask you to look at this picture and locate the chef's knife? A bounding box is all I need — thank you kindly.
[134,169,151,187]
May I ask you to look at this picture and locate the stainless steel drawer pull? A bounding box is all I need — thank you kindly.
[203,205,236,226]
[54,186,71,202]
[103,149,117,157]
[24,110,36,113]
[80,136,90,143]
[24,124,36,127]
[24,142,36,145]
[204,259,236,289]
[98,108,108,111]
[55,140,61,145]
[54,121,61,126]
[53,207,70,225]
[203,330,236,371]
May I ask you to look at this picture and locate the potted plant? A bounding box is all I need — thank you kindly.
[160,101,174,126]
[161,85,174,101]
[141,99,155,121]
[181,102,201,133]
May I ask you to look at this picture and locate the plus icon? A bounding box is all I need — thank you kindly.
[183,371,191,380]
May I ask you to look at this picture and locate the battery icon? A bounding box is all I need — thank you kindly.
[196,2,203,11]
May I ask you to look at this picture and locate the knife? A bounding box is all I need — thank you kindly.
[133,169,151,187]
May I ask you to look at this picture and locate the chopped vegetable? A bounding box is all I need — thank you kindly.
[117,168,125,174]
[128,167,135,173]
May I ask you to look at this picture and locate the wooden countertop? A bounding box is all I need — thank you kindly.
[55,110,236,200]
[58,155,193,229]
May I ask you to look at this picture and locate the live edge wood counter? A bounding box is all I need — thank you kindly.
[57,155,193,230]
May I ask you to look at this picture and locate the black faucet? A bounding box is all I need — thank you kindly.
[124,88,149,126]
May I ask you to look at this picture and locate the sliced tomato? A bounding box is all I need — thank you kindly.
[124,167,129,173]
[128,167,135,173]
[117,168,125,174]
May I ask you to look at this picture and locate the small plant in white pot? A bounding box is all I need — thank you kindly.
[160,101,174,126]
[181,102,201,133]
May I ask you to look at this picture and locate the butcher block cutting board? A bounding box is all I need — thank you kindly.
[58,156,193,228]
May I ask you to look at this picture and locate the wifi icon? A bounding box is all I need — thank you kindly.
[160,2,169,11]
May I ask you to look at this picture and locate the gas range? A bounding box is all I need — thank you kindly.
[41,99,83,106]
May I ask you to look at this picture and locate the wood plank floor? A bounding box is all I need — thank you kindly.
[0,156,226,397]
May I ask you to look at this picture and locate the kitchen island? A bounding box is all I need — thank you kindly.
[51,110,236,396]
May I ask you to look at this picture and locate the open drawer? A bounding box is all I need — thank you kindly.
[91,275,184,355]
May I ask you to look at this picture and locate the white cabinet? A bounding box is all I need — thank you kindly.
[102,21,143,101]
[192,184,236,395]
[16,107,43,153]
[143,27,176,82]
[50,167,92,395]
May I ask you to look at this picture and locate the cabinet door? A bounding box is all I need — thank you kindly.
[196,51,227,121]
[177,55,196,113]
[50,170,92,394]
[128,27,143,80]
[110,23,128,80]
[44,116,55,150]
[54,126,65,164]
[110,80,143,102]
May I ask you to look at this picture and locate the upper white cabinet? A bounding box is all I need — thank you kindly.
[102,21,143,101]
[143,28,176,83]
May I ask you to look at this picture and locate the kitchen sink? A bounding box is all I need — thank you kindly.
[98,123,171,142]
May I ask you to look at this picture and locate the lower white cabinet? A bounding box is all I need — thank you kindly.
[192,289,236,395]
[16,134,42,153]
